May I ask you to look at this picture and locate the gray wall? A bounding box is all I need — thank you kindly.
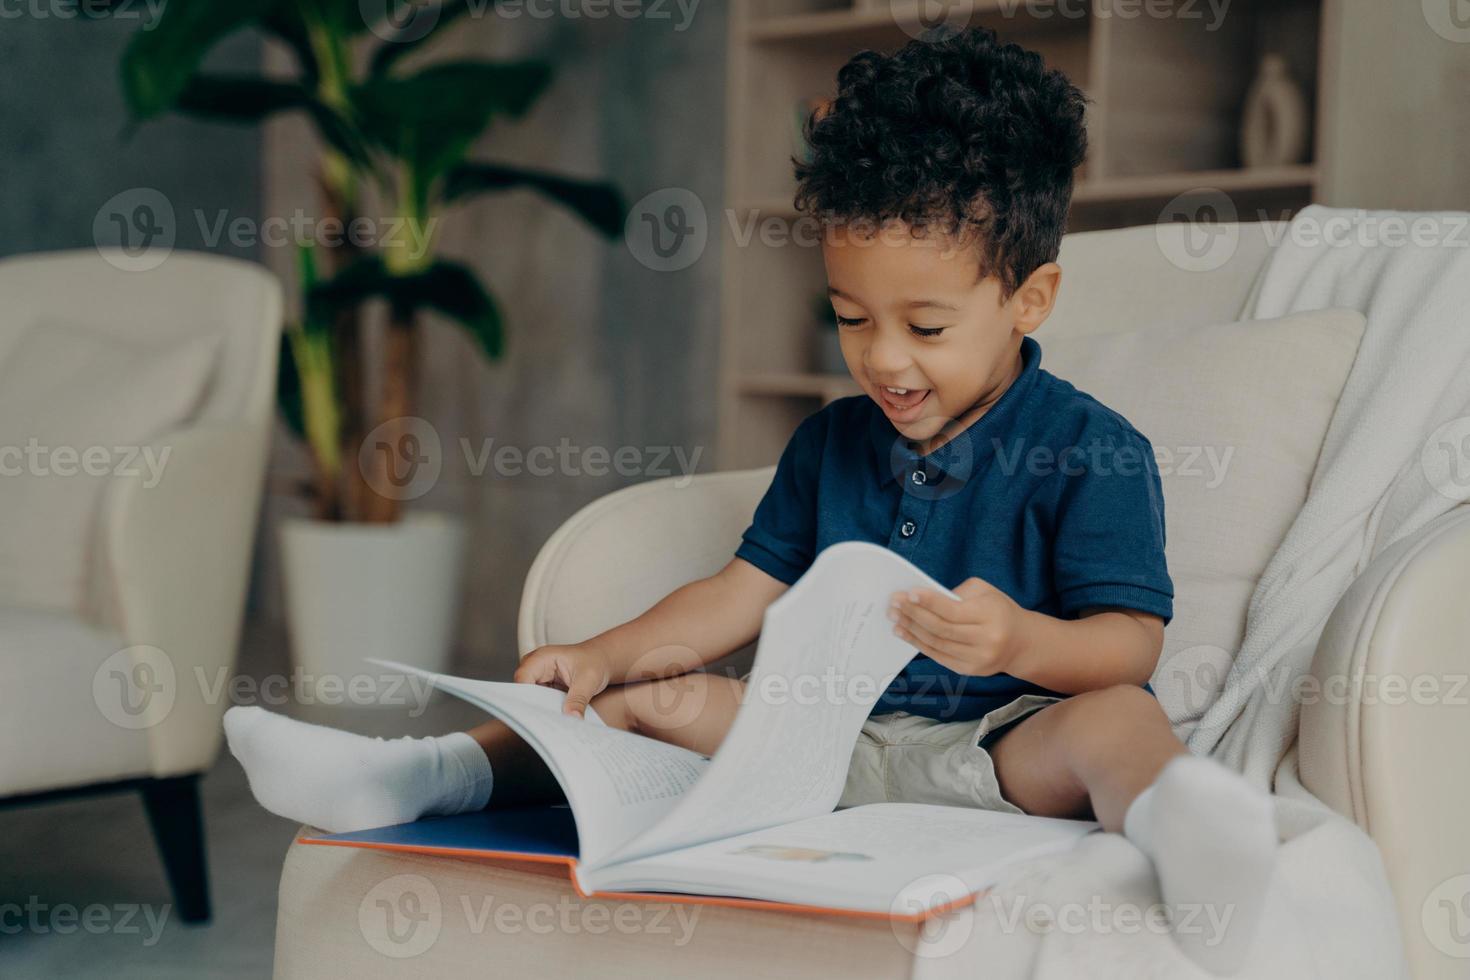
[595,14,728,456]
[0,19,261,260]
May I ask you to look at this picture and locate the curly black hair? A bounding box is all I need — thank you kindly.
[793,26,1089,301]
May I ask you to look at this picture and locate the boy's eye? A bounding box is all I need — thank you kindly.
[910,325,946,338]
[835,315,866,328]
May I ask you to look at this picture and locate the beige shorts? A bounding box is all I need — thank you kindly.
[836,694,1064,814]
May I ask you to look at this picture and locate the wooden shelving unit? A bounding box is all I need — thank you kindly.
[744,0,1089,45]
[738,370,861,404]
[717,0,1333,469]
[735,164,1318,218]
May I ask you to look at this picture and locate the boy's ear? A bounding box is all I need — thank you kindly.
[1009,262,1062,335]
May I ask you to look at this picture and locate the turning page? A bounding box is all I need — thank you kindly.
[590,541,958,871]
[368,661,710,867]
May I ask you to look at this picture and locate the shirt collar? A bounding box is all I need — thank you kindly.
[867,335,1044,488]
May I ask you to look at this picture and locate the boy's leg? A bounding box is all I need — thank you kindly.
[603,672,747,756]
[986,683,1185,830]
[226,672,749,832]
[224,705,497,834]
[986,685,1277,976]
[462,717,566,808]
[467,673,746,806]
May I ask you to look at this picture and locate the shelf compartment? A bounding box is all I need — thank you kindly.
[739,371,861,403]
[747,0,1091,48]
[1072,164,1317,204]
[733,163,1317,221]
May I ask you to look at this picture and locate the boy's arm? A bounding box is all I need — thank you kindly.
[579,557,789,684]
[1005,605,1164,692]
[889,581,1164,693]
[525,403,818,716]
[520,558,787,716]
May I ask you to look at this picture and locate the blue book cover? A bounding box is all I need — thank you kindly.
[302,804,580,863]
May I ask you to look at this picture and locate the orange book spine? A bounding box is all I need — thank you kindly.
[297,835,979,923]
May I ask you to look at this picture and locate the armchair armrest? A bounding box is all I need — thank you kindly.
[1299,503,1470,980]
[91,421,272,777]
[516,466,776,659]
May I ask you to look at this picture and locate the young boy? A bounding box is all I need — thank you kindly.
[227,27,1277,975]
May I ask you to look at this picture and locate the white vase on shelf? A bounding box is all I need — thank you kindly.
[1239,53,1309,169]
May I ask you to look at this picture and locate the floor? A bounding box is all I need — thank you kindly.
[0,621,488,979]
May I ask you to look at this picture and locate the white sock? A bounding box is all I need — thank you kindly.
[223,706,494,834]
[1123,753,1278,976]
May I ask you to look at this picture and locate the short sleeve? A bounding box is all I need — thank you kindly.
[733,411,825,585]
[1050,424,1174,624]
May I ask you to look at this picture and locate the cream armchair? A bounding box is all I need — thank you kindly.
[273,222,1466,978]
[0,249,281,923]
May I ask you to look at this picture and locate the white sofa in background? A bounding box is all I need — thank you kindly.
[0,249,281,923]
[273,221,1467,978]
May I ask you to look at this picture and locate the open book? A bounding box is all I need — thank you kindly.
[299,540,1099,920]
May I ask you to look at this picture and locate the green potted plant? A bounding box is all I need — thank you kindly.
[117,0,627,682]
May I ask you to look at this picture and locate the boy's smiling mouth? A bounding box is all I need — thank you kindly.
[875,384,932,422]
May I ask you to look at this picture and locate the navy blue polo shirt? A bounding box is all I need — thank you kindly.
[734,334,1173,723]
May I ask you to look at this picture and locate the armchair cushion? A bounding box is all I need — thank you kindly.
[1042,308,1365,736]
[0,605,147,796]
[0,319,219,611]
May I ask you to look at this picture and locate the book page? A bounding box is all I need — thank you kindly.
[594,541,958,869]
[588,802,1099,913]
[369,661,710,867]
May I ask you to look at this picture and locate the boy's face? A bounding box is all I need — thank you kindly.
[822,220,1060,453]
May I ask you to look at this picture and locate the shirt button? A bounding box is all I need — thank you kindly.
[910,470,927,486]
[899,520,917,538]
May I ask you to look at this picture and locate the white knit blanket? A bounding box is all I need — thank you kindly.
[921,206,1470,978]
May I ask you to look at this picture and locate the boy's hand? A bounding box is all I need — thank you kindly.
[514,644,612,718]
[888,578,1030,677]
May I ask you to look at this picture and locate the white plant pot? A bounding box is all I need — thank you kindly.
[281,512,468,702]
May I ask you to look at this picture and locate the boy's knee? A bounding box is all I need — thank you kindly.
[626,675,746,743]
[622,672,743,741]
[588,686,635,729]
[1075,683,1158,713]
[1053,684,1168,744]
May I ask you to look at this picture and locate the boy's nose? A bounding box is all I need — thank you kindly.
[865,327,914,377]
